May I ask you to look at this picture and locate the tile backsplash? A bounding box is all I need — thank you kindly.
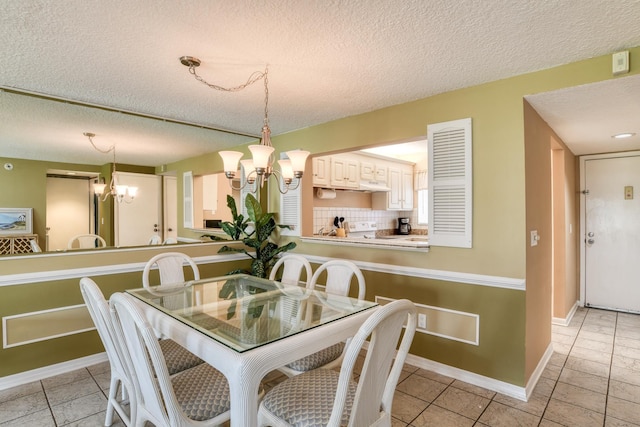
[313,207,427,235]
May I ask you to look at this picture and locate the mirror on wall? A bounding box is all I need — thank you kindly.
[0,89,254,256]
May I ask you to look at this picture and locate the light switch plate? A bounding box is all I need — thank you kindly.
[613,51,629,75]
[530,230,539,247]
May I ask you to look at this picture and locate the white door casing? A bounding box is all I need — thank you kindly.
[580,153,640,313]
[114,172,161,247]
[163,176,177,241]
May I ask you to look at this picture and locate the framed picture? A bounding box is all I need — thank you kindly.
[0,208,33,235]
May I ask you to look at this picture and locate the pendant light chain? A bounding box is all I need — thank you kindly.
[85,132,114,155]
[263,67,269,129]
[187,64,266,93]
[184,60,271,139]
[179,56,309,194]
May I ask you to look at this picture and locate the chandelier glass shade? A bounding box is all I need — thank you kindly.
[84,132,137,203]
[180,56,309,193]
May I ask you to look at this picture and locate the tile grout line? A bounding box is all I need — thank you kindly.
[537,308,587,426]
[39,375,59,427]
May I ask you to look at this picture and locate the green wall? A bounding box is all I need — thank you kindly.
[0,243,250,376]
[163,46,640,387]
[2,46,639,387]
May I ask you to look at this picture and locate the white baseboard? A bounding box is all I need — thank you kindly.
[524,343,553,400]
[552,301,579,326]
[0,352,108,391]
[404,353,529,401]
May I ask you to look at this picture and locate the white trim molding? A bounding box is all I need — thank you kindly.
[0,353,108,391]
[3,304,94,349]
[525,343,554,401]
[300,254,525,291]
[404,342,551,403]
[405,353,529,401]
[376,296,479,345]
[552,301,579,326]
[0,252,249,287]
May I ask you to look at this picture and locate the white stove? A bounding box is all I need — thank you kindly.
[345,221,378,239]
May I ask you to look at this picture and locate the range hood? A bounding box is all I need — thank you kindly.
[358,181,391,192]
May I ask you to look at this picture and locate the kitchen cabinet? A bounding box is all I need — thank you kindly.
[329,156,359,189]
[312,156,330,187]
[202,173,218,212]
[360,161,387,182]
[372,164,414,210]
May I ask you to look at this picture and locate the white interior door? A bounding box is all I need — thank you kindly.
[46,176,92,251]
[584,154,640,313]
[163,176,177,240]
[114,172,161,247]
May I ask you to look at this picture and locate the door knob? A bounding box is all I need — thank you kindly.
[168,228,173,232]
[587,238,595,244]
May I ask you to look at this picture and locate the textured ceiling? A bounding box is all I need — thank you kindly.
[1,0,640,166]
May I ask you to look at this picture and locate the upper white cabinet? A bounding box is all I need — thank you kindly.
[202,173,218,212]
[360,161,387,183]
[372,164,414,210]
[329,156,359,189]
[312,156,330,187]
[312,153,414,210]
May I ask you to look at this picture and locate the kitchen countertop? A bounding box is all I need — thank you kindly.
[300,235,429,251]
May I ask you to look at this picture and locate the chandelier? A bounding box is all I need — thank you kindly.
[85,132,138,203]
[179,56,309,194]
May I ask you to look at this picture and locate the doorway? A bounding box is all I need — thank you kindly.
[114,172,162,247]
[46,175,96,251]
[580,152,640,313]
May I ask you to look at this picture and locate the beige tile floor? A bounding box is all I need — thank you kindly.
[1,306,639,426]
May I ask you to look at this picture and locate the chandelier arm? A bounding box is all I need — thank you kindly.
[225,176,252,192]
[267,169,297,194]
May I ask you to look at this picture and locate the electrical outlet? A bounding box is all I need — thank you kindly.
[418,313,427,329]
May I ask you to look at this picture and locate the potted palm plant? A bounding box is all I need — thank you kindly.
[217,193,296,278]
[217,193,297,323]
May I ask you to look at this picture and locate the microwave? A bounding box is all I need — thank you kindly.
[203,219,222,229]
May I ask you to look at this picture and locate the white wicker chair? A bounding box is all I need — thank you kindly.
[80,278,136,426]
[142,252,200,289]
[80,278,205,426]
[110,292,232,427]
[148,234,162,245]
[68,234,107,249]
[268,253,313,287]
[258,299,417,427]
[278,259,366,377]
[30,239,42,252]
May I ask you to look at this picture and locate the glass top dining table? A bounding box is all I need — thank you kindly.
[126,273,378,353]
[125,273,378,425]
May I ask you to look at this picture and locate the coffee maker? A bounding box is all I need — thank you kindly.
[397,217,411,235]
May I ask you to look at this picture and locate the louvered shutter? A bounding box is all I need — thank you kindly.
[428,118,472,248]
[279,177,301,236]
[183,171,194,228]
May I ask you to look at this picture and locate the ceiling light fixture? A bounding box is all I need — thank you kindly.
[84,132,137,203]
[612,132,636,139]
[179,56,309,194]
